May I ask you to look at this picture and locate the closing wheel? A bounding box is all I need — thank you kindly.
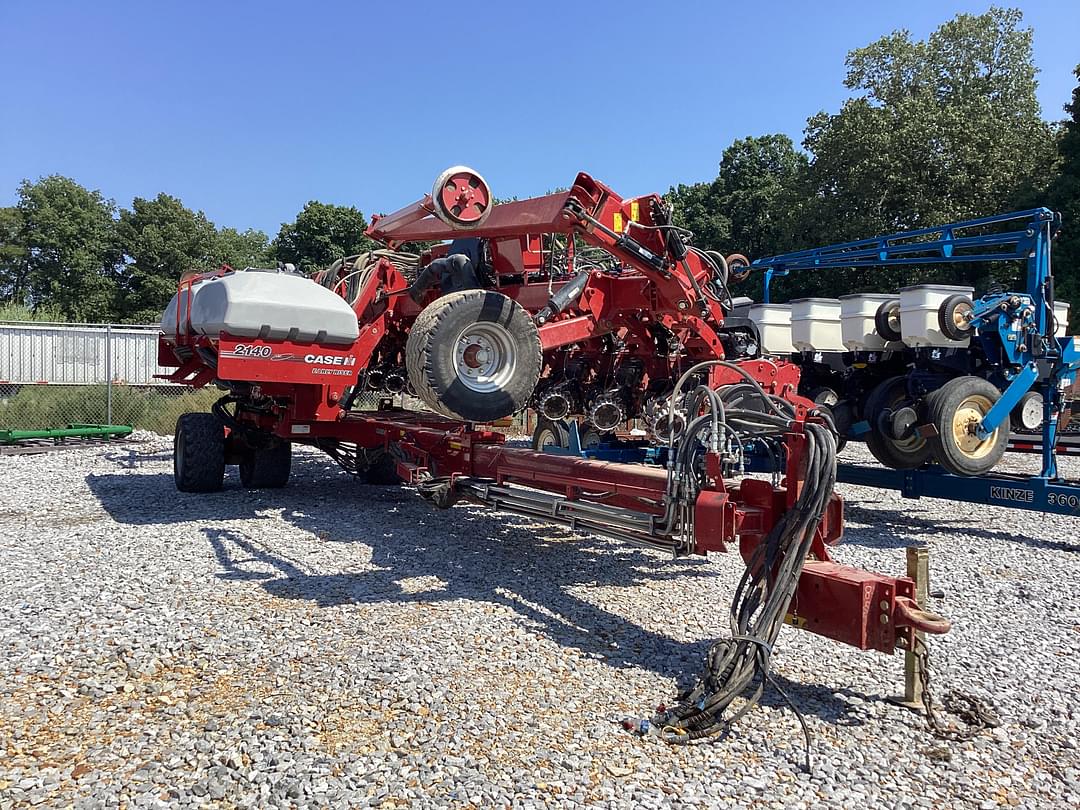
[238,441,291,489]
[874,299,903,343]
[174,412,225,493]
[431,166,492,229]
[927,376,1008,476]
[938,294,974,342]
[406,289,542,422]
[1010,390,1043,433]
[864,376,931,469]
[531,417,569,452]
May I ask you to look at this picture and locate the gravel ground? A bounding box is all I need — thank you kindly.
[1,437,1078,809]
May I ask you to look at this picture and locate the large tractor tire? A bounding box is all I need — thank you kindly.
[238,441,292,489]
[406,289,542,422]
[927,376,1008,476]
[174,412,226,493]
[863,376,932,469]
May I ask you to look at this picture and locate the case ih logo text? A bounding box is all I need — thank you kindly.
[304,354,357,366]
[989,485,1034,503]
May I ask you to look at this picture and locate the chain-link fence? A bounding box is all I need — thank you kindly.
[0,321,219,434]
[0,320,532,437]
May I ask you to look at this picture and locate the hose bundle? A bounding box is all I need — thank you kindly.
[630,361,838,771]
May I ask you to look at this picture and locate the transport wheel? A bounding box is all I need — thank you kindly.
[238,441,291,489]
[1010,390,1044,433]
[874,299,903,342]
[864,376,931,469]
[938,294,974,341]
[927,376,1008,476]
[531,417,569,452]
[174,412,225,493]
[406,289,542,422]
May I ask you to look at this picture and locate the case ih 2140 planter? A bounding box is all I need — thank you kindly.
[158,168,951,748]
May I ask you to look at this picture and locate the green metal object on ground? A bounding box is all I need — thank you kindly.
[0,423,134,445]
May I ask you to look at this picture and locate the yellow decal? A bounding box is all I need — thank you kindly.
[630,201,640,222]
[613,212,623,233]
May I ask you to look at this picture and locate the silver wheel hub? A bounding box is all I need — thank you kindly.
[453,322,517,394]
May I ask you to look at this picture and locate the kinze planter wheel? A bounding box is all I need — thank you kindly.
[937,294,975,342]
[927,376,1008,476]
[174,412,225,493]
[874,299,903,343]
[238,441,292,489]
[406,289,542,422]
[1010,390,1044,433]
[864,376,931,469]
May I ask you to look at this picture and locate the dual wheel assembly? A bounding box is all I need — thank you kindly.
[864,375,1009,476]
[174,412,291,493]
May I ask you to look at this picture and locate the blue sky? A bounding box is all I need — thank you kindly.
[2,1,1077,237]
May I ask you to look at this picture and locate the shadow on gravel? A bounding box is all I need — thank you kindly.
[843,503,1079,553]
[86,451,863,724]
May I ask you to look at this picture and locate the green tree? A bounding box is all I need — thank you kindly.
[1049,64,1080,331]
[668,179,729,252]
[114,193,217,322]
[272,201,376,274]
[0,206,29,304]
[211,227,272,270]
[17,176,119,321]
[797,7,1058,296]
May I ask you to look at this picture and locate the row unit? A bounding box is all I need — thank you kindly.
[738,284,1072,354]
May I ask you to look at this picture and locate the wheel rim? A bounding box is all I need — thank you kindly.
[881,388,926,456]
[536,427,560,450]
[951,394,999,459]
[951,302,973,332]
[1020,395,1043,430]
[453,322,518,394]
[886,306,901,335]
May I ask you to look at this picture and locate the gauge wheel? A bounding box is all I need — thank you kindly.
[532,417,570,452]
[1009,390,1043,433]
[927,376,1008,476]
[864,376,931,469]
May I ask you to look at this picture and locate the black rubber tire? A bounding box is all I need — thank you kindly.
[863,376,931,469]
[238,441,291,489]
[359,449,400,485]
[174,412,225,493]
[578,422,603,450]
[806,386,840,408]
[531,417,569,451]
[938,294,974,342]
[874,299,903,343]
[927,376,1008,476]
[1010,390,1044,433]
[405,289,542,422]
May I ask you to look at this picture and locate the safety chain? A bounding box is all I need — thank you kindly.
[914,636,1000,741]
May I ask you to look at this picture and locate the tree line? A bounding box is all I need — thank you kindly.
[0,8,1077,327]
[669,8,1079,322]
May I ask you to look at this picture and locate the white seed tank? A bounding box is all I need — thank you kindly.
[898,284,974,348]
[161,269,360,346]
[739,303,795,356]
[790,298,844,352]
[1054,301,1071,337]
[839,293,902,351]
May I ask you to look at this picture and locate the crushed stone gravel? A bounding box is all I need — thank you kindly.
[0,437,1078,808]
